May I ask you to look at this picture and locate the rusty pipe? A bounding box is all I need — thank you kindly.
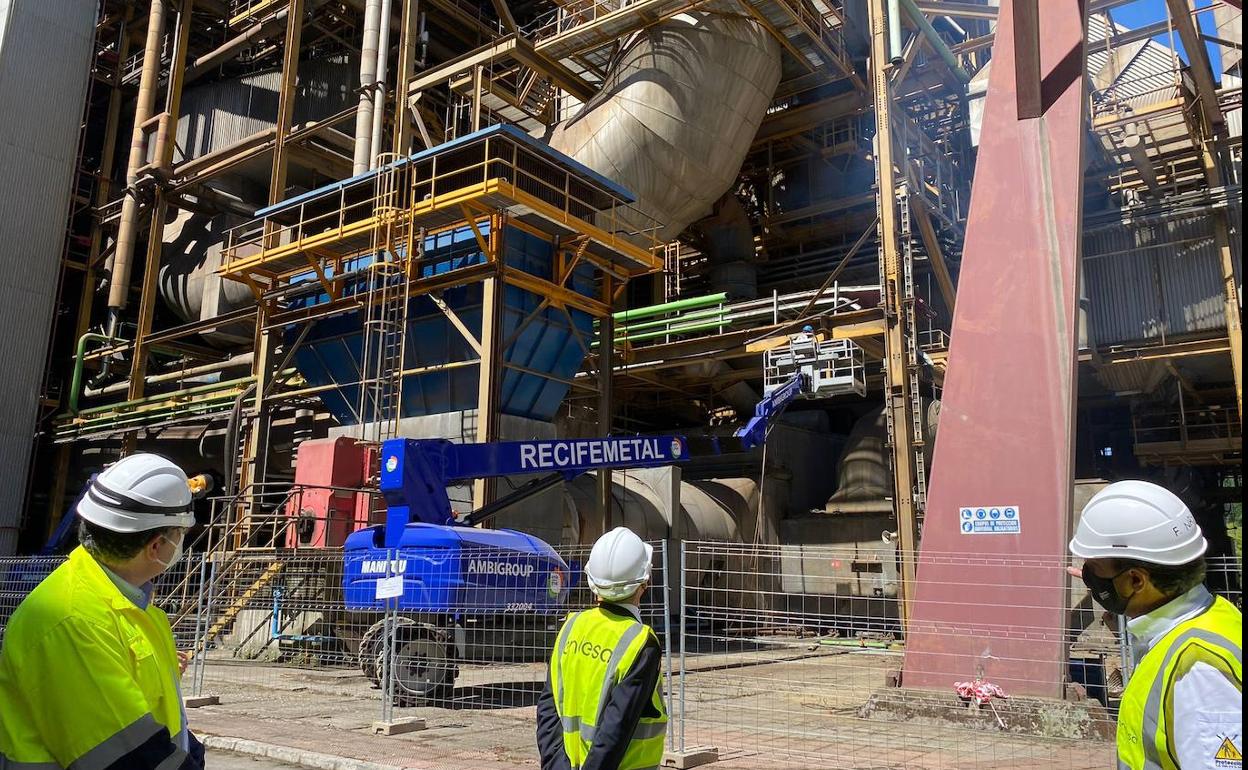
[108,0,167,332]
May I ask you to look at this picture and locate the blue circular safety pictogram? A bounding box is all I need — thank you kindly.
[1004,508,1017,519]
[976,508,987,519]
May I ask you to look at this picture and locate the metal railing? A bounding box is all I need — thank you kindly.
[222,131,662,279]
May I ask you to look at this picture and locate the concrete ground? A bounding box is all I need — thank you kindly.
[188,646,1115,770]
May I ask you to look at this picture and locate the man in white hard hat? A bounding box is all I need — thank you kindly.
[1068,480,1241,770]
[0,454,205,770]
[537,526,667,770]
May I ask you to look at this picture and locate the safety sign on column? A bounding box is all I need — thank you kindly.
[958,505,1021,534]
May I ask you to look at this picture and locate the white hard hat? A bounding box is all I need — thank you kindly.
[77,454,196,533]
[584,527,653,602]
[1069,480,1207,566]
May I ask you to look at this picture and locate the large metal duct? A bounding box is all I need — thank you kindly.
[158,200,256,345]
[156,62,355,332]
[548,9,782,242]
[823,401,940,514]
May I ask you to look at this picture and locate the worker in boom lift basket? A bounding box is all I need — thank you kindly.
[537,526,668,770]
[1069,480,1242,770]
[0,454,206,770]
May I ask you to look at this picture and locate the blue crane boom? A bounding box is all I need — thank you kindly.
[733,372,810,451]
[378,435,692,546]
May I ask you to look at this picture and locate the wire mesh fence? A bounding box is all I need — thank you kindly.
[0,556,66,645]
[674,541,1124,770]
[1,540,1240,769]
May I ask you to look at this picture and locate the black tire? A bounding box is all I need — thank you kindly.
[387,629,455,706]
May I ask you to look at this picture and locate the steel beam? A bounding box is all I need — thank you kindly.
[472,274,504,509]
[268,0,304,204]
[1014,0,1042,119]
[596,277,615,539]
[1164,0,1225,130]
[869,0,921,629]
[913,0,997,19]
[123,0,194,452]
[901,0,1087,698]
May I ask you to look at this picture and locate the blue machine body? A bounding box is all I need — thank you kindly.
[342,435,693,613]
[342,523,572,613]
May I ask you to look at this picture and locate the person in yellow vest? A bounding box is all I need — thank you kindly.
[537,526,667,770]
[1068,480,1241,770]
[0,454,205,770]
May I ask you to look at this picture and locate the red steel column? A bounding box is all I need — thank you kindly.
[900,0,1087,698]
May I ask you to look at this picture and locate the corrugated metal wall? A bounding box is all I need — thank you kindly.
[0,0,97,554]
[1083,204,1241,346]
[176,58,355,160]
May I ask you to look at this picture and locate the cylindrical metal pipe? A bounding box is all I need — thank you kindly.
[187,8,289,82]
[369,0,394,169]
[108,0,168,328]
[887,0,904,64]
[612,292,728,322]
[899,0,970,83]
[84,353,255,398]
[353,0,384,174]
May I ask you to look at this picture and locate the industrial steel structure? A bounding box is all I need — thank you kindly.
[0,0,1241,723]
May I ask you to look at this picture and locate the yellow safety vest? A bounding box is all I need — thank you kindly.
[0,546,186,769]
[1117,594,1242,770]
[549,607,668,770]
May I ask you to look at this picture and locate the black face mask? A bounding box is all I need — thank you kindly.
[1082,568,1135,615]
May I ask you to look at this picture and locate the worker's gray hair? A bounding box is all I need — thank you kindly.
[78,519,171,563]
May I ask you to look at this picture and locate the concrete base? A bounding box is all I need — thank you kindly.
[183,695,220,708]
[663,747,719,768]
[860,688,1113,740]
[370,718,426,736]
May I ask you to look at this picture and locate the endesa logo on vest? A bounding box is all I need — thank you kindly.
[563,636,613,662]
[467,559,535,578]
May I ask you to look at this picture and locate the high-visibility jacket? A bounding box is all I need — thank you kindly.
[0,546,188,769]
[549,607,667,770]
[1117,593,1242,770]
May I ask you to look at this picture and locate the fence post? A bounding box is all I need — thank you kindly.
[193,557,217,698]
[372,547,424,735]
[679,540,687,754]
[188,553,209,697]
[661,540,675,751]
[382,547,397,724]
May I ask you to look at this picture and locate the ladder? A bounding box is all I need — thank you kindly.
[897,184,928,514]
[356,163,412,444]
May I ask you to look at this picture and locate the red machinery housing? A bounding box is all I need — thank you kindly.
[285,438,379,548]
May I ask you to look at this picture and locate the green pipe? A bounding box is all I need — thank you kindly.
[69,333,120,415]
[617,306,728,335]
[612,318,728,343]
[900,0,971,84]
[611,293,727,323]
